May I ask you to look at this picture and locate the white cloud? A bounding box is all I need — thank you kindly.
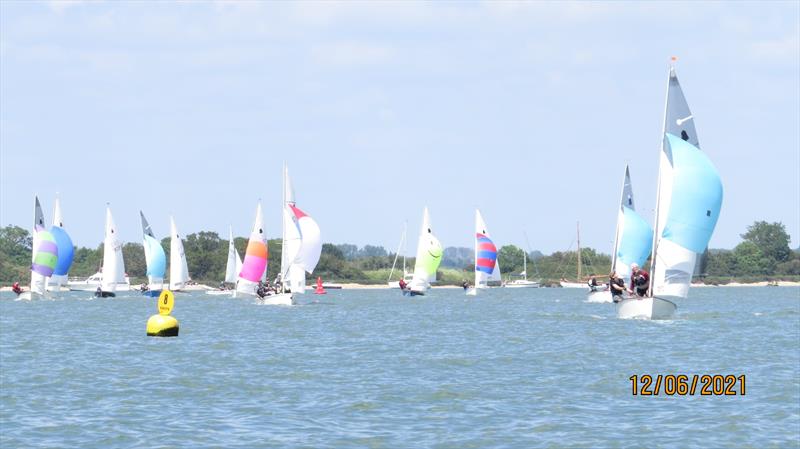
[47,0,90,14]
[748,29,800,64]
[311,41,393,67]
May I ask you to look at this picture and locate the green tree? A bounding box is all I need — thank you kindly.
[184,231,225,281]
[0,225,32,263]
[741,221,792,267]
[731,241,771,276]
[498,245,524,275]
[122,243,146,279]
[70,245,102,277]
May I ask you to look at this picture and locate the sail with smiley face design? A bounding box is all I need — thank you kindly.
[409,207,443,294]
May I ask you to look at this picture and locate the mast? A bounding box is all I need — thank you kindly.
[473,210,478,288]
[523,252,527,281]
[281,163,286,290]
[648,61,674,296]
[388,222,407,281]
[576,221,582,280]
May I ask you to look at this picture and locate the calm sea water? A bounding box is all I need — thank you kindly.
[1,287,798,448]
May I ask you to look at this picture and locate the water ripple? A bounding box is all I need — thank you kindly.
[1,287,798,448]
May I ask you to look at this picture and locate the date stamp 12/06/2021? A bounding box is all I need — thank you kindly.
[629,374,746,396]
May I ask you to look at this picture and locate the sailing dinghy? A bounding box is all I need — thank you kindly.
[406,207,442,296]
[387,222,413,288]
[616,62,722,319]
[206,226,243,295]
[169,216,191,291]
[588,166,653,303]
[140,211,166,297]
[233,202,268,299]
[269,165,322,305]
[18,197,58,300]
[46,196,74,293]
[467,209,501,296]
[97,205,127,297]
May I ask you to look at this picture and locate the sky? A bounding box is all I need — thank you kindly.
[1,1,798,254]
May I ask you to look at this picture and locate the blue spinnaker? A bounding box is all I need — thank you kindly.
[662,133,723,253]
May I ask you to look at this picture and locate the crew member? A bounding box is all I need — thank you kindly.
[608,272,626,302]
[629,263,650,297]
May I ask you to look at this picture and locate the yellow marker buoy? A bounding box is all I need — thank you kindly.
[147,290,179,337]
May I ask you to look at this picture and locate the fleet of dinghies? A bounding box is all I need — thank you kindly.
[231,165,323,305]
[13,63,722,320]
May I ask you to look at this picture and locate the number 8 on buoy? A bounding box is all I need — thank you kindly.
[158,290,174,315]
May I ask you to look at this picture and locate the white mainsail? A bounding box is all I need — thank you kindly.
[30,197,48,295]
[281,166,322,295]
[224,226,243,284]
[409,207,443,293]
[169,216,191,290]
[101,206,126,293]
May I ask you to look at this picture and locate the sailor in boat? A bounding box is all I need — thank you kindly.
[608,271,627,303]
[628,263,650,297]
[140,283,149,293]
[95,286,102,297]
[461,280,470,291]
[256,280,269,298]
[587,274,601,292]
[11,282,22,296]
[398,278,408,291]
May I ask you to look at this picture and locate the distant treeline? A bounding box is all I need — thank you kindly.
[1,221,797,285]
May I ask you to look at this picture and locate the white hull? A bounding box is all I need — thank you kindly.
[17,291,48,301]
[560,281,586,288]
[46,283,69,292]
[205,290,233,296]
[616,296,677,320]
[68,272,131,292]
[586,290,612,303]
[69,281,131,292]
[504,280,540,288]
[465,288,477,296]
[259,292,293,305]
